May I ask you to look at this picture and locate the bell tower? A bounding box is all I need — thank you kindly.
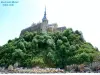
[41,6,48,33]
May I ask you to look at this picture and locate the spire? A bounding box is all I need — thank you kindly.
[42,6,48,22]
[44,6,46,16]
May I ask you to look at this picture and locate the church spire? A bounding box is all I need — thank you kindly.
[44,6,46,16]
[42,6,48,22]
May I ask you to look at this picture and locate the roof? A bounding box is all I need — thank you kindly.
[57,26,66,31]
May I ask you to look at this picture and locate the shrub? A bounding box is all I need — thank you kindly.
[31,57,46,68]
[8,65,13,71]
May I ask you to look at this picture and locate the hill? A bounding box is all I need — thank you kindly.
[0,28,99,69]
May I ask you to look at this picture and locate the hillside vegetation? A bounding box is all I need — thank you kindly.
[0,28,99,69]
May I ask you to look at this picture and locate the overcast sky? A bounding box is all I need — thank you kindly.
[0,0,100,50]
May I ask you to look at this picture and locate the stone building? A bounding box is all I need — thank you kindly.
[20,7,66,36]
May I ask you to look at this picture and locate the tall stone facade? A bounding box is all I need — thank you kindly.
[20,7,66,36]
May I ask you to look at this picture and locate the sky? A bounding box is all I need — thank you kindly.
[0,0,100,50]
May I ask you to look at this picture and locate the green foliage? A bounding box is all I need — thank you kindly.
[74,52,90,64]
[12,49,25,62]
[0,28,99,69]
[31,57,46,68]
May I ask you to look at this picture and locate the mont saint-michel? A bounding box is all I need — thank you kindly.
[20,7,66,36]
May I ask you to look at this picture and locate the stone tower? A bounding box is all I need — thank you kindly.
[41,6,48,33]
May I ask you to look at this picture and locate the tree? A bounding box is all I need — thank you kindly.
[74,52,90,64]
[0,28,99,68]
[12,49,25,65]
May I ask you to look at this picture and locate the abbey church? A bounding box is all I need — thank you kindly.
[20,7,66,36]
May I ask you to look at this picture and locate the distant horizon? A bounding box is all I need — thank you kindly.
[0,0,100,50]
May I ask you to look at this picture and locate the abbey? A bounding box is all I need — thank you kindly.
[20,7,66,36]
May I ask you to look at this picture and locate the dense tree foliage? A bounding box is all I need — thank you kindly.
[0,28,99,68]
